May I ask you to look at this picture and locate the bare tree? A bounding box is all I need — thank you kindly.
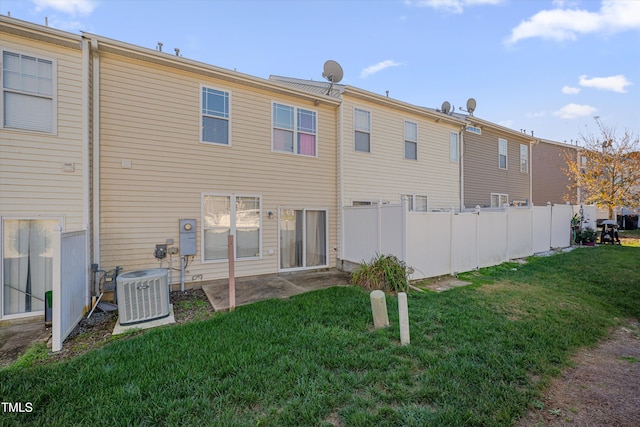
[564,119,640,219]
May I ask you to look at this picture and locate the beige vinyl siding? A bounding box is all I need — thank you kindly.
[463,128,531,208]
[532,141,578,205]
[0,34,84,231]
[341,96,460,210]
[98,54,338,284]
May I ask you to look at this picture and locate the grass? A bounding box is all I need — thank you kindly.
[1,245,639,426]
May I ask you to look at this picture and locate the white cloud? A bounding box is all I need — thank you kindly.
[553,103,597,119]
[360,60,402,78]
[506,0,640,45]
[578,74,632,93]
[32,0,98,17]
[404,0,502,14]
[562,86,581,94]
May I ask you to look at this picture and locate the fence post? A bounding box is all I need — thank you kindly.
[377,198,382,254]
[228,235,235,311]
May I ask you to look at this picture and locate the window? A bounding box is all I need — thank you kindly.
[2,219,58,317]
[2,51,54,133]
[466,125,481,135]
[404,121,417,160]
[280,208,327,270]
[272,103,316,156]
[520,144,529,173]
[401,194,428,212]
[354,108,371,152]
[450,132,459,162]
[203,194,260,261]
[498,138,508,169]
[202,87,230,145]
[352,201,372,206]
[491,193,508,208]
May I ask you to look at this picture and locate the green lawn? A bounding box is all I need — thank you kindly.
[1,245,639,426]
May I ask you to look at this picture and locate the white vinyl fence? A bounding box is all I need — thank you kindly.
[52,227,88,352]
[342,203,578,281]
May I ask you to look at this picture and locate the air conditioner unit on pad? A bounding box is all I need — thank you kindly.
[117,269,170,325]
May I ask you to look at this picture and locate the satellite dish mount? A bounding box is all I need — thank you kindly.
[322,60,343,95]
[460,98,476,116]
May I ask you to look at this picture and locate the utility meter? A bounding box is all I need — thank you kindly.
[179,219,197,256]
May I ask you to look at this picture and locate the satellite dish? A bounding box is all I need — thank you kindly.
[466,98,477,115]
[322,60,343,83]
[441,101,451,115]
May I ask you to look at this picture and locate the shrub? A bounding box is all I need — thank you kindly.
[350,253,409,294]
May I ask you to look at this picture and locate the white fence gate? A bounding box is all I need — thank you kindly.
[52,227,88,352]
[342,204,577,281]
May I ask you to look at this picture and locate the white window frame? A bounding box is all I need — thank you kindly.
[352,200,373,206]
[498,138,508,170]
[278,207,329,272]
[404,120,417,160]
[520,144,529,173]
[200,85,231,146]
[401,194,428,212]
[201,193,262,263]
[1,216,63,320]
[1,49,57,134]
[271,102,318,157]
[354,108,371,153]
[450,132,459,162]
[490,193,509,208]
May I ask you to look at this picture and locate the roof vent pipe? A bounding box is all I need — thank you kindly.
[157,42,163,52]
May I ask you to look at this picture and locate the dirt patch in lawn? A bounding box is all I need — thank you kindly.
[517,319,640,427]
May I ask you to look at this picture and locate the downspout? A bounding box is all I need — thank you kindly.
[81,37,91,309]
[529,140,535,207]
[459,126,465,211]
[90,38,101,265]
[338,102,344,264]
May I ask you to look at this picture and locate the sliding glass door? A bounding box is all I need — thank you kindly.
[279,209,327,270]
[2,219,57,318]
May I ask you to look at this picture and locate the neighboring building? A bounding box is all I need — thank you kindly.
[532,139,580,206]
[87,34,341,286]
[1,17,89,322]
[461,117,536,209]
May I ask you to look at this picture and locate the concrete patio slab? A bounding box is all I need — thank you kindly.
[201,269,351,311]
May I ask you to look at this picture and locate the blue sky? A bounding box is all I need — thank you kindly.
[2,0,639,144]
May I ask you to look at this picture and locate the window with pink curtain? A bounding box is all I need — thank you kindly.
[298,133,316,156]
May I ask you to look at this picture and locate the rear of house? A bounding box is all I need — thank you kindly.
[90,35,340,289]
[338,88,466,211]
[1,17,87,322]
[463,118,535,209]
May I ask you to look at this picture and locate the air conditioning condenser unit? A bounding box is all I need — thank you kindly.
[117,269,170,325]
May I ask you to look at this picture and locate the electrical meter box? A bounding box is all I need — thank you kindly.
[179,219,197,256]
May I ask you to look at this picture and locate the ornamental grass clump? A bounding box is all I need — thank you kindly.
[350,253,409,293]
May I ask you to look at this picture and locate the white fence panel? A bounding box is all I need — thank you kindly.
[406,212,451,280]
[478,211,508,268]
[52,228,88,352]
[343,206,379,263]
[551,204,573,248]
[532,206,552,253]
[451,212,478,274]
[380,205,405,259]
[581,205,598,230]
[508,208,533,259]
[342,204,579,281]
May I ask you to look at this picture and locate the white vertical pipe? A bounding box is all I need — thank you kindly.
[81,36,91,310]
[90,38,101,265]
[398,292,410,345]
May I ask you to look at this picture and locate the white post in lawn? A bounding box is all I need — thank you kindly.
[370,290,389,329]
[398,292,410,345]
